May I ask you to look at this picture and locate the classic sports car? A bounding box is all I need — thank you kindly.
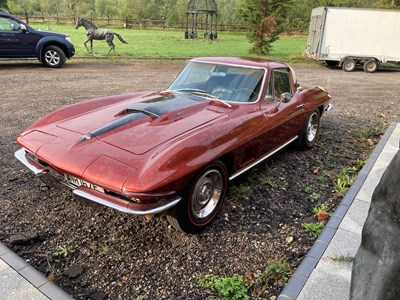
[15,57,332,233]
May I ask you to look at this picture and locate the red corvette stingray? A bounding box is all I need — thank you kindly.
[15,57,332,233]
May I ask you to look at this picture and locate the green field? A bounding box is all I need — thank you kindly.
[33,23,307,60]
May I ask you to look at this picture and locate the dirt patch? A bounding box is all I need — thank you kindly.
[1,61,399,299]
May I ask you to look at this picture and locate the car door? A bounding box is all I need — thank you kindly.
[259,68,306,155]
[0,16,38,57]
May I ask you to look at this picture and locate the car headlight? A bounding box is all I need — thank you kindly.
[65,36,72,43]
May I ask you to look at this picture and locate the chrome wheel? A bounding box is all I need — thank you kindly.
[191,169,223,220]
[166,160,228,233]
[44,49,61,66]
[307,112,319,143]
[297,109,320,150]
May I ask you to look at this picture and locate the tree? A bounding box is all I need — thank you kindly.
[239,0,290,55]
[8,0,40,22]
[0,0,8,9]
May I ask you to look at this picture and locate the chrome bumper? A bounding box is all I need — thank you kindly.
[325,103,333,111]
[14,148,181,215]
[15,148,48,175]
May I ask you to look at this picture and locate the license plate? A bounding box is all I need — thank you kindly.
[64,174,105,193]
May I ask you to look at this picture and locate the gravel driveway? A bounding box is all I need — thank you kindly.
[1,61,399,299]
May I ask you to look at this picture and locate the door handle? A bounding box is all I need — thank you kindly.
[296,104,305,110]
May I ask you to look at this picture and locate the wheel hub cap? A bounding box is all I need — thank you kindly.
[191,169,222,219]
[307,113,318,142]
[45,50,60,66]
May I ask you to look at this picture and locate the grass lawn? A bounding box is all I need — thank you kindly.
[33,23,307,60]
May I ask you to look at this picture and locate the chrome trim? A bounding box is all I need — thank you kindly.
[15,147,181,215]
[73,187,181,215]
[172,60,268,104]
[229,136,298,180]
[325,103,333,111]
[125,108,160,119]
[14,148,48,175]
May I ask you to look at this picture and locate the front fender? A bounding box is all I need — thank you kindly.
[36,36,73,60]
[121,114,241,194]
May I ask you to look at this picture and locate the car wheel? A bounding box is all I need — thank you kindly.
[342,59,356,72]
[363,60,378,73]
[297,109,320,150]
[42,45,66,68]
[166,160,228,234]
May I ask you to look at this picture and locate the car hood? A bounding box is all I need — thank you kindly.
[30,27,68,38]
[56,92,229,155]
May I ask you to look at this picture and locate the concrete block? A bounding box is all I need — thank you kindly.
[323,228,361,258]
[339,199,370,236]
[297,258,352,300]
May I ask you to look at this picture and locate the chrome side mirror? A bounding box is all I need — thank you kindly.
[281,92,292,103]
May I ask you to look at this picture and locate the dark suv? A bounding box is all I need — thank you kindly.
[0,10,75,68]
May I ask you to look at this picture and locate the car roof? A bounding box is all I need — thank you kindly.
[191,57,288,69]
[0,9,13,17]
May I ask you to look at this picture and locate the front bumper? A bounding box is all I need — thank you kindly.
[14,148,181,215]
[324,103,333,111]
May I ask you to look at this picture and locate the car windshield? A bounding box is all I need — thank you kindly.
[168,61,265,103]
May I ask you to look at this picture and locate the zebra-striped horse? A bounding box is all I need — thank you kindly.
[75,18,128,54]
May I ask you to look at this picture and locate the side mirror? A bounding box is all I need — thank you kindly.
[20,24,27,32]
[281,92,292,103]
[274,92,292,110]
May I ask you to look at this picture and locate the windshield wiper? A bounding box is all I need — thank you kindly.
[174,88,218,99]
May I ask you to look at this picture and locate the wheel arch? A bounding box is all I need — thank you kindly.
[318,104,324,117]
[218,152,235,178]
[36,39,70,61]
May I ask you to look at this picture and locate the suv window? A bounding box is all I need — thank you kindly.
[0,17,20,31]
[265,69,291,101]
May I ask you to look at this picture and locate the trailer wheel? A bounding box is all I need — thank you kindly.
[342,59,356,72]
[363,60,378,73]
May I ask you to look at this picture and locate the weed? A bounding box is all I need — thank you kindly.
[353,159,366,168]
[310,192,320,201]
[251,260,289,298]
[99,245,109,255]
[312,203,330,216]
[352,126,386,142]
[317,173,328,186]
[229,184,250,199]
[266,178,277,189]
[303,185,313,194]
[324,149,335,168]
[329,255,354,263]
[198,274,249,300]
[253,166,276,188]
[302,222,324,238]
[46,259,57,281]
[333,166,357,195]
[53,245,76,257]
[281,180,289,190]
[342,166,357,174]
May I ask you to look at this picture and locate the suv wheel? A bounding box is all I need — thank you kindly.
[42,45,66,68]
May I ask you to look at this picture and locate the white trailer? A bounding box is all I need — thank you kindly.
[306,6,400,72]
